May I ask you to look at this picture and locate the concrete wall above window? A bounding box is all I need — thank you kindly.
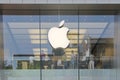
[0,0,120,4]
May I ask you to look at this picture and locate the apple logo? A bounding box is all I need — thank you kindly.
[48,20,70,49]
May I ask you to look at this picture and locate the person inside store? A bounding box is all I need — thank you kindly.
[70,50,76,69]
[62,54,67,69]
[88,54,95,69]
[57,59,64,69]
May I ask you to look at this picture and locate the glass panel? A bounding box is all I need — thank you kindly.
[41,10,78,80]
[79,15,115,80]
[2,9,117,80]
[3,11,40,80]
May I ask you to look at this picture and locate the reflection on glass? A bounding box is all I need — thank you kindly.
[3,14,114,70]
[79,15,114,69]
[41,13,79,69]
[3,15,40,69]
[2,11,115,80]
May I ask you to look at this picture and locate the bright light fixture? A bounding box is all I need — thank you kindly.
[29,29,39,34]
[31,40,47,44]
[29,29,48,34]
[30,35,47,39]
[30,35,40,39]
[33,48,48,52]
[33,48,40,52]
[65,48,78,52]
[31,40,39,44]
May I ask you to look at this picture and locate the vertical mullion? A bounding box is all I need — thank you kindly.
[78,9,80,80]
[39,9,42,80]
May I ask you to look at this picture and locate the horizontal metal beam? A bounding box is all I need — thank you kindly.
[0,4,120,15]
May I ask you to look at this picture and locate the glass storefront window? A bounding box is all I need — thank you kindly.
[2,10,115,80]
[3,12,114,70]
